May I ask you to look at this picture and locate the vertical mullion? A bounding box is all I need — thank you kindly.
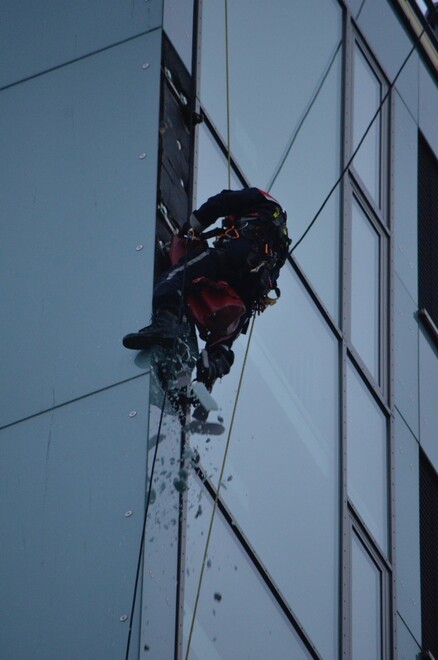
[341,12,353,660]
[388,81,397,660]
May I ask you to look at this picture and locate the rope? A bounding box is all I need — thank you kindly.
[184,317,255,659]
[224,0,232,189]
[290,27,425,255]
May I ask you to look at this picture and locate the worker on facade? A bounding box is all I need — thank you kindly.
[123,187,290,389]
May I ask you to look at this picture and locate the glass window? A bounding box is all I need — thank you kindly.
[351,533,383,660]
[163,0,194,73]
[190,265,340,659]
[347,361,388,553]
[352,43,382,207]
[195,122,243,218]
[182,475,313,660]
[199,0,343,323]
[351,197,380,382]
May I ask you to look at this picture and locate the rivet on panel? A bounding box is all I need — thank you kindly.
[142,62,150,70]
[120,614,128,622]
[125,510,133,518]
[136,244,144,251]
[139,152,146,159]
[129,410,137,417]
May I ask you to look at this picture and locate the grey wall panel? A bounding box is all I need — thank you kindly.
[393,93,418,303]
[0,0,163,88]
[0,377,150,660]
[394,412,422,646]
[0,32,161,428]
[419,61,438,156]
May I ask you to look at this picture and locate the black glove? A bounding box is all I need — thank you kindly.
[196,345,234,390]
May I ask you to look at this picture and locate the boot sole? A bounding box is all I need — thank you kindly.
[123,333,175,350]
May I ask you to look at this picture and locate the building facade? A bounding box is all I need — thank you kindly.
[1,1,437,658]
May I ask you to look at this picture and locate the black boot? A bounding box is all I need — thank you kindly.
[123,309,181,350]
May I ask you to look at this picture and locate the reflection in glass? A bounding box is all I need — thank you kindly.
[163,0,194,72]
[351,198,380,381]
[352,534,382,660]
[352,43,382,206]
[347,362,388,553]
[190,265,339,659]
[195,122,243,217]
[183,475,312,660]
[199,0,343,323]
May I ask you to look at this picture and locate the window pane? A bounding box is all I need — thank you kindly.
[199,0,343,323]
[351,198,380,381]
[352,44,382,206]
[347,362,388,553]
[352,534,382,660]
[190,266,340,659]
[195,122,242,215]
[183,475,312,660]
[163,0,194,73]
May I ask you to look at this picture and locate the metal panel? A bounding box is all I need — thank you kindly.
[0,0,163,88]
[0,376,150,660]
[0,31,161,428]
[393,93,418,303]
[394,275,419,438]
[394,412,422,645]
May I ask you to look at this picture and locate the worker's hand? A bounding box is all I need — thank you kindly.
[196,346,234,391]
[178,221,200,239]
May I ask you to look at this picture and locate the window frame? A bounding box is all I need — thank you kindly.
[349,30,390,223]
[346,517,392,660]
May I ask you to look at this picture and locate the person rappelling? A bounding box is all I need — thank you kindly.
[123,187,290,392]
